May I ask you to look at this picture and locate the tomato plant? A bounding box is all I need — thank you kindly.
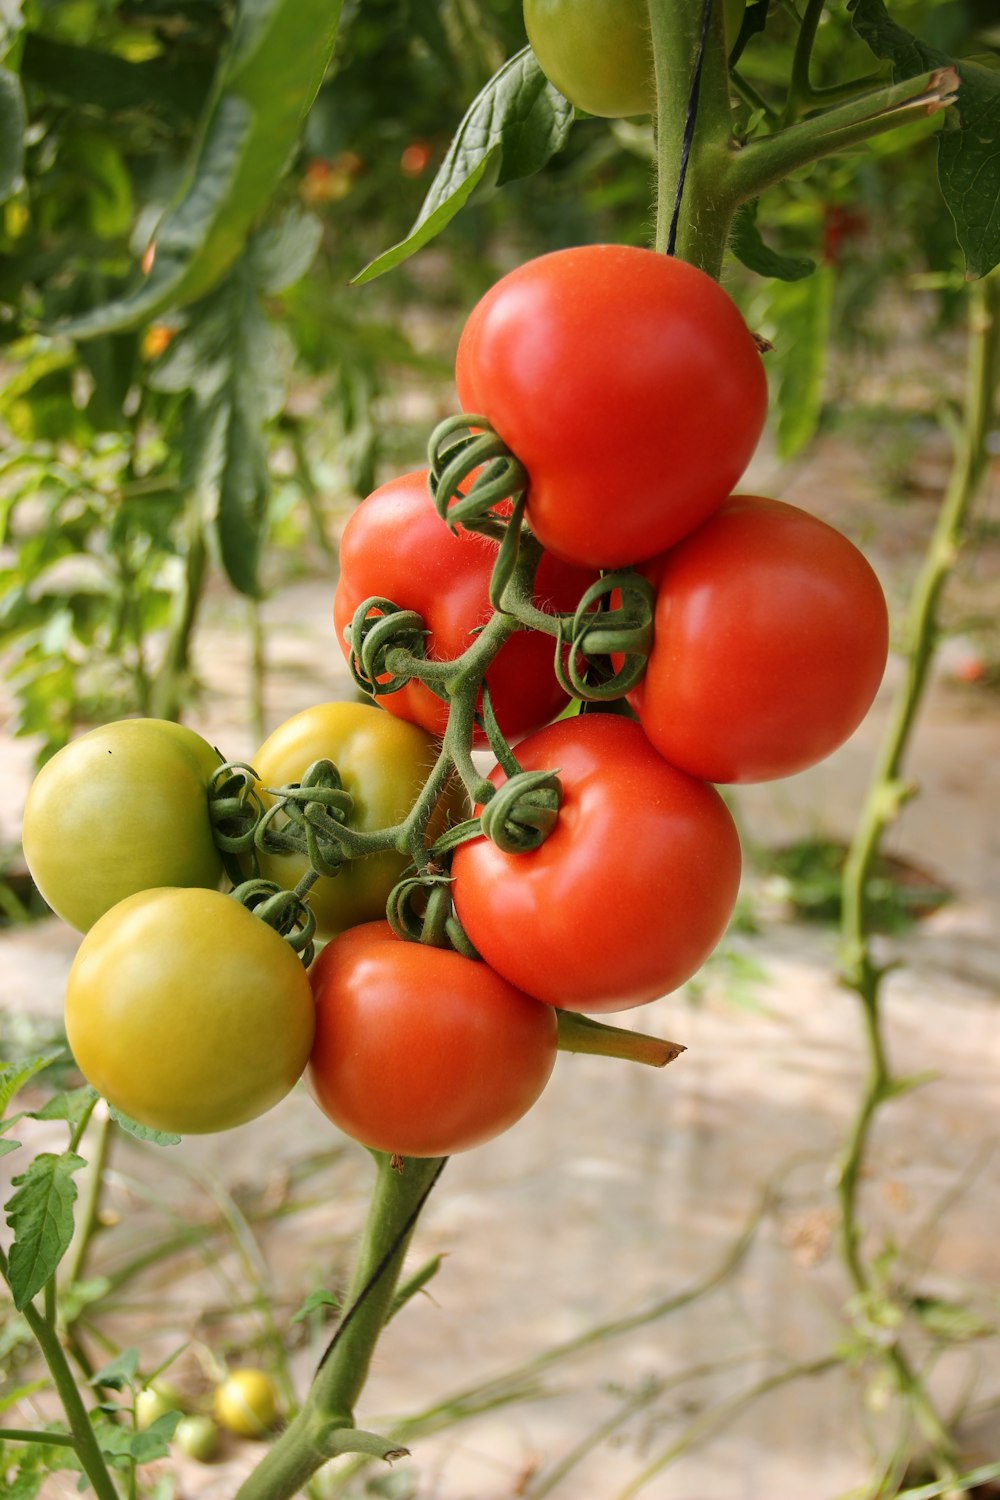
[452,713,743,1013]
[454,245,767,568]
[524,0,746,119]
[307,921,558,1156]
[250,700,466,938]
[65,887,315,1135]
[333,468,595,741]
[628,496,890,783]
[20,719,225,933]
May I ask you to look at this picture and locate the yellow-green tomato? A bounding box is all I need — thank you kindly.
[173,1415,219,1462]
[65,888,315,1134]
[21,719,225,933]
[136,1386,180,1431]
[213,1369,279,1438]
[250,701,467,939]
[524,0,747,118]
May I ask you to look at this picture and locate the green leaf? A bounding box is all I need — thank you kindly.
[0,66,25,203]
[850,0,1000,278]
[107,1107,180,1147]
[909,1295,995,1341]
[30,1087,98,1127]
[4,1152,86,1309]
[355,47,574,285]
[895,1461,1000,1499]
[0,1051,64,1118]
[761,265,835,459]
[91,1348,139,1392]
[291,1287,341,1324]
[730,201,815,281]
[19,34,213,123]
[95,1411,181,1465]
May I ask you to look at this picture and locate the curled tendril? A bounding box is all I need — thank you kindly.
[386,869,480,959]
[479,769,562,854]
[555,571,656,701]
[345,597,427,698]
[207,762,267,883]
[427,413,528,541]
[230,879,317,967]
[255,759,356,879]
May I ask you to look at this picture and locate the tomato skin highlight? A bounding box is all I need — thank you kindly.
[333,469,594,743]
[213,1370,279,1438]
[21,718,225,933]
[524,0,746,119]
[65,888,315,1135]
[250,700,466,939]
[628,495,890,783]
[307,922,558,1157]
[451,715,742,1014]
[455,245,767,569]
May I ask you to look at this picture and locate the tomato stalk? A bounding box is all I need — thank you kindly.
[234,1154,446,1500]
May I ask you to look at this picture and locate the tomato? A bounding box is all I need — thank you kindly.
[524,0,747,119]
[213,1370,279,1438]
[333,469,595,742]
[455,246,767,569]
[307,922,558,1156]
[21,718,225,933]
[250,701,467,939]
[628,496,890,783]
[65,888,315,1135]
[173,1415,219,1462]
[136,1387,180,1431]
[451,714,741,1013]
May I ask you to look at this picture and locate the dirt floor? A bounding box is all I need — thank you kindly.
[1,422,999,1499]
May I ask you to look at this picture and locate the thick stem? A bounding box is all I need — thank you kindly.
[235,1155,445,1500]
[557,1011,686,1068]
[837,271,1000,1479]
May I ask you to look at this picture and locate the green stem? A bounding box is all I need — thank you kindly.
[149,500,207,722]
[556,1011,686,1068]
[0,1428,78,1447]
[0,1248,120,1500]
[837,271,1000,1479]
[235,1155,445,1500]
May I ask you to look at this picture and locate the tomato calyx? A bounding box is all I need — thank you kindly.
[230,877,317,963]
[427,412,528,542]
[478,768,562,853]
[207,761,267,883]
[253,759,360,876]
[554,571,655,701]
[386,868,480,957]
[344,596,431,699]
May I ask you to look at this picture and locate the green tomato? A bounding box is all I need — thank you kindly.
[136,1386,180,1431]
[524,0,747,118]
[213,1369,279,1438]
[21,719,225,933]
[250,701,467,940]
[173,1415,219,1462]
[64,887,315,1135]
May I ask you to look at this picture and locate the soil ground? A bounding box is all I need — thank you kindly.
[1,422,999,1500]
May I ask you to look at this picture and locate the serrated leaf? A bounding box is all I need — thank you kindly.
[91,1349,140,1391]
[95,1410,181,1465]
[0,1051,64,1117]
[850,0,1000,277]
[355,47,574,285]
[108,1107,180,1146]
[0,66,25,202]
[731,200,815,281]
[4,1152,85,1309]
[30,1087,98,1127]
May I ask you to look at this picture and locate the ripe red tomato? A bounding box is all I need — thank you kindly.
[307,922,558,1156]
[628,495,889,783]
[455,245,767,569]
[333,469,594,742]
[451,714,742,1013]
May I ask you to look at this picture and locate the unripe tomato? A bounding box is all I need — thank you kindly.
[21,719,225,933]
[525,0,747,119]
[307,922,558,1156]
[250,701,467,939]
[136,1386,180,1431]
[455,246,767,569]
[452,714,742,1013]
[65,888,315,1134]
[628,496,890,783]
[333,470,595,742]
[213,1369,279,1438]
[173,1415,219,1462]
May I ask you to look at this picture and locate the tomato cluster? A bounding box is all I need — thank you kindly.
[23,244,888,1160]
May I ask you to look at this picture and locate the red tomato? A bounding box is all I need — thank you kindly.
[307,922,558,1156]
[451,715,742,1013]
[333,469,594,742]
[455,245,767,569]
[628,495,889,783]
